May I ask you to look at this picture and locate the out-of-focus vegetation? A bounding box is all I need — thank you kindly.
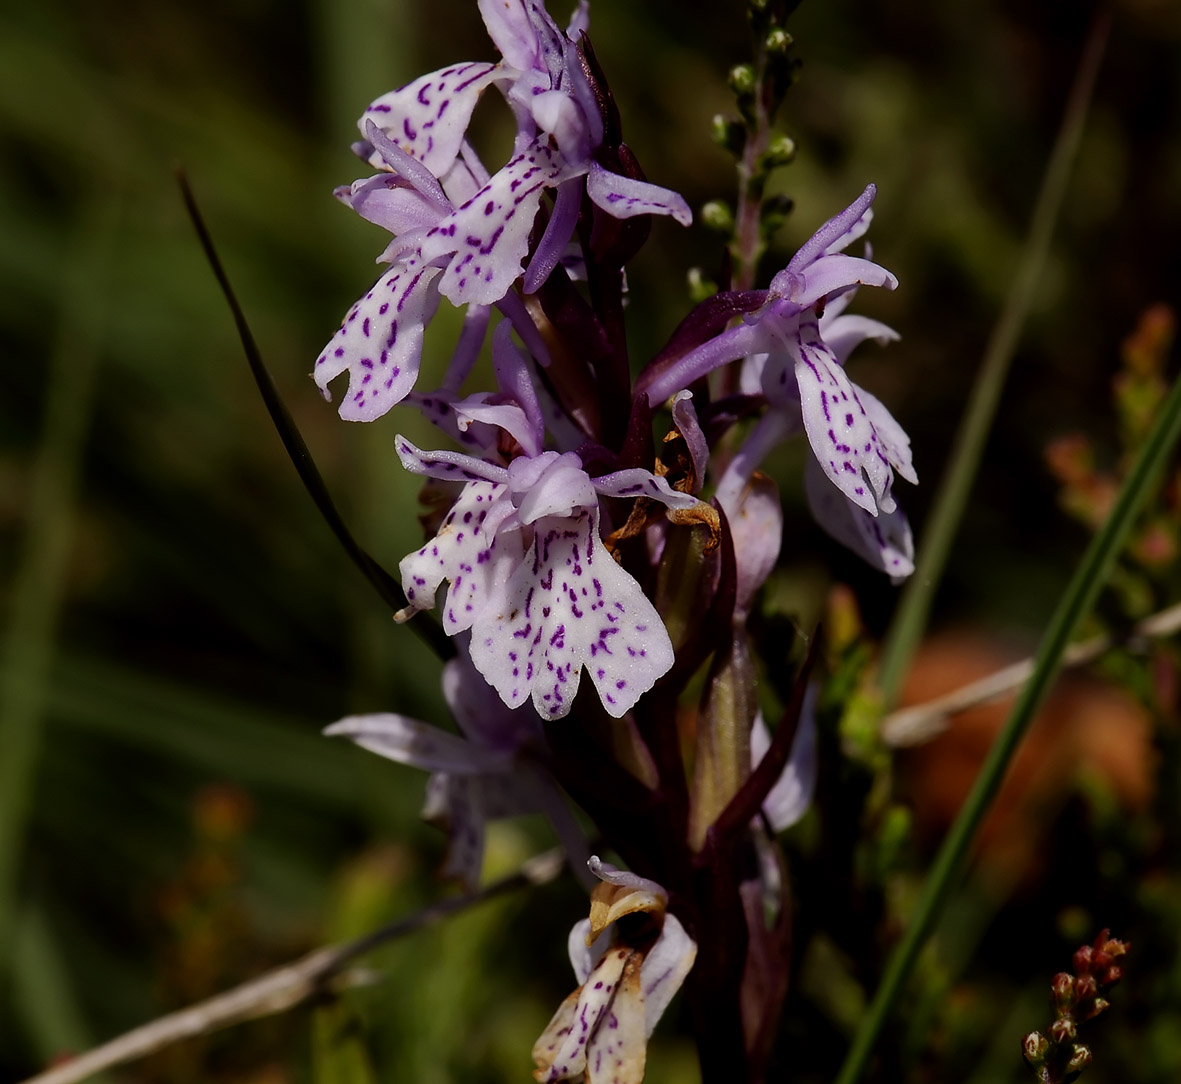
[1,0,1179,1081]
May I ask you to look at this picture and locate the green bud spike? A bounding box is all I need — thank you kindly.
[701,200,735,234]
[728,63,757,96]
[760,134,797,169]
[765,27,793,53]
[710,113,746,157]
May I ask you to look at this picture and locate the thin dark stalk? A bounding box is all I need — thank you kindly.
[176,170,452,661]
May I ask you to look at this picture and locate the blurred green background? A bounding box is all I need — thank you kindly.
[2,0,1180,1081]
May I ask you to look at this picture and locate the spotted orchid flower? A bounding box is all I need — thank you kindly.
[641,184,917,577]
[324,651,590,891]
[533,858,696,1084]
[396,435,696,720]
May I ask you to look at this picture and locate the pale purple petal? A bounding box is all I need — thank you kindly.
[496,289,552,367]
[781,184,877,278]
[568,918,605,986]
[398,479,522,631]
[566,0,590,39]
[421,145,563,306]
[639,914,697,1038]
[362,119,451,211]
[324,714,505,773]
[314,264,442,422]
[491,319,546,453]
[751,702,818,832]
[590,469,697,510]
[361,63,500,176]
[469,506,675,719]
[774,253,897,309]
[723,474,783,620]
[587,856,667,900]
[394,435,510,485]
[335,174,445,236]
[714,410,796,512]
[637,320,765,406]
[804,456,915,580]
[821,312,900,365]
[440,304,491,393]
[670,392,709,495]
[432,773,487,888]
[789,312,896,515]
[442,650,540,751]
[509,452,597,522]
[586,161,692,227]
[524,177,583,294]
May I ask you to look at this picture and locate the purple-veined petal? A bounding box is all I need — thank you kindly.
[750,702,818,832]
[804,455,915,580]
[314,263,442,421]
[533,947,631,1083]
[858,386,917,485]
[532,88,594,165]
[586,161,692,227]
[398,479,522,632]
[639,914,697,1038]
[324,713,507,774]
[524,177,583,294]
[585,954,646,1084]
[821,312,899,365]
[469,506,675,720]
[781,184,877,277]
[361,63,500,176]
[773,253,897,309]
[788,311,896,515]
[452,396,537,453]
[422,145,563,306]
[590,469,698,510]
[394,435,511,485]
[670,392,709,495]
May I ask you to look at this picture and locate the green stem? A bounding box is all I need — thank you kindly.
[876,14,1110,708]
[834,335,1181,1084]
[0,198,113,972]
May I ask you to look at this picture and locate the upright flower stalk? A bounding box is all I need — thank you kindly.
[315,2,914,1079]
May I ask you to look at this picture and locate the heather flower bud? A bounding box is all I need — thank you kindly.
[1052,972,1077,1013]
[1073,944,1094,976]
[1050,1017,1077,1044]
[1074,973,1098,1001]
[1066,1044,1093,1075]
[1022,1031,1049,1068]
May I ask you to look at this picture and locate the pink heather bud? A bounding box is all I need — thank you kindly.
[1066,1044,1094,1075]
[1050,1017,1077,1044]
[1082,997,1111,1022]
[1022,1031,1049,1067]
[1073,944,1094,976]
[1101,964,1124,986]
[1074,973,1098,1001]
[1053,972,1077,1013]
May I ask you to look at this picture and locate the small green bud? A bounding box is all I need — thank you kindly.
[765,28,793,54]
[710,114,746,157]
[687,267,718,304]
[728,64,757,96]
[760,134,797,169]
[701,201,734,234]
